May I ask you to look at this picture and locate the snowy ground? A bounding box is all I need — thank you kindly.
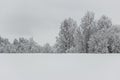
[0,54,120,80]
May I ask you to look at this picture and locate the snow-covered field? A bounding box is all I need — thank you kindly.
[0,54,119,80]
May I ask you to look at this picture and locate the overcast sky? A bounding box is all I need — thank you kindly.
[0,54,120,80]
[0,0,120,45]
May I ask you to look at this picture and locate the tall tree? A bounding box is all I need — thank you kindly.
[80,11,96,53]
[89,15,113,53]
[56,18,77,53]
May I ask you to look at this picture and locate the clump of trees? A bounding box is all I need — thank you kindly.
[0,11,120,53]
[0,37,53,53]
[55,11,120,53]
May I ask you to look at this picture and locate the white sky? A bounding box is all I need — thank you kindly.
[0,54,120,80]
[0,0,120,45]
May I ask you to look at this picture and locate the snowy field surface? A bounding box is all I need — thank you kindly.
[0,54,120,80]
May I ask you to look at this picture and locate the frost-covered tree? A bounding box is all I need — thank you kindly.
[88,30,109,53]
[80,11,96,53]
[12,38,42,53]
[106,26,120,53]
[0,37,13,53]
[88,15,113,53]
[88,26,120,53]
[111,34,120,53]
[56,18,77,53]
[97,15,112,30]
[13,39,19,53]
[27,38,42,53]
[42,43,53,53]
[66,27,84,53]
[17,38,29,53]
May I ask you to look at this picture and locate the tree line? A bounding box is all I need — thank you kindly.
[1,11,120,53]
